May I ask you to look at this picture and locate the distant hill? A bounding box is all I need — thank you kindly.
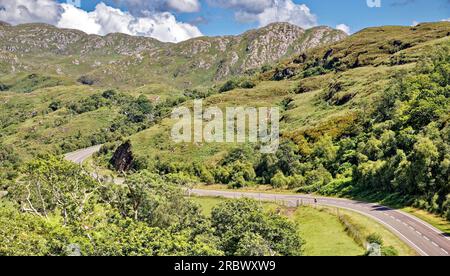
[259,22,450,81]
[0,22,346,88]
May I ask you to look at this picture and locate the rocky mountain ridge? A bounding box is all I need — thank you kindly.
[0,22,346,87]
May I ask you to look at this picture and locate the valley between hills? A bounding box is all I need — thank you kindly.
[0,21,449,256]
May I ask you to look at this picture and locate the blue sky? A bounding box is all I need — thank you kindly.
[59,0,450,36]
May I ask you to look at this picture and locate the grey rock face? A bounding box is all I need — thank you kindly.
[110,140,134,172]
[0,22,347,86]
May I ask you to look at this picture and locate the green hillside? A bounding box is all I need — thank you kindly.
[0,21,346,187]
[0,21,449,250]
[122,23,449,163]
[101,22,449,218]
[0,19,449,257]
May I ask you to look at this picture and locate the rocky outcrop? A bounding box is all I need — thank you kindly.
[110,140,134,172]
[273,68,295,81]
[0,22,347,87]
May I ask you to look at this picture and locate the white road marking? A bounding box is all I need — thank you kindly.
[432,242,438,247]
[397,210,450,241]
[442,249,449,255]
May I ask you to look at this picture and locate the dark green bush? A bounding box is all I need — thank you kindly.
[366,233,384,245]
[0,82,9,91]
[77,75,95,85]
[48,100,62,111]
[219,80,238,93]
[240,80,256,89]
[382,246,399,256]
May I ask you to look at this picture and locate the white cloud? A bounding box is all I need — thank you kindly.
[442,18,450,22]
[57,3,101,34]
[208,0,317,29]
[0,0,202,43]
[0,0,62,25]
[59,3,203,42]
[256,0,317,28]
[411,20,419,26]
[167,0,201,13]
[336,24,350,35]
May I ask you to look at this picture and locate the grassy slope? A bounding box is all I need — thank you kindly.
[0,85,111,158]
[0,79,184,160]
[129,37,449,166]
[294,207,365,256]
[2,23,447,164]
[130,80,295,165]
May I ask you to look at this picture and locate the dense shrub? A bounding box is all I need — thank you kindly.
[366,233,384,246]
[211,198,303,256]
[77,75,95,85]
[48,100,62,111]
[240,80,256,89]
[0,82,9,91]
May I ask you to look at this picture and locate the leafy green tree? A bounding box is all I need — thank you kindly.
[255,154,279,184]
[228,161,256,188]
[276,141,301,176]
[408,137,439,194]
[0,200,79,256]
[107,171,209,234]
[12,156,97,225]
[211,198,303,256]
[235,232,272,256]
[192,162,215,184]
[221,146,257,166]
[271,171,289,189]
[312,135,337,167]
[86,212,222,256]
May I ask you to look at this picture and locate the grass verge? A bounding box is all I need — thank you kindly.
[293,207,365,256]
[324,207,417,256]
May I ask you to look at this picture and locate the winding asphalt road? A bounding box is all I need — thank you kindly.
[65,146,450,256]
[64,145,102,165]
